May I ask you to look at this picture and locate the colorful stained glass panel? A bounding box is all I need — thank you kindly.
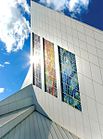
[58,46,82,111]
[43,39,57,97]
[32,33,42,89]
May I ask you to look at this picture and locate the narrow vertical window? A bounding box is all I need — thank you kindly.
[32,33,42,89]
[43,39,57,97]
[58,46,82,111]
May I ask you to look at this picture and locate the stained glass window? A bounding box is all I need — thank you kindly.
[58,46,82,111]
[32,33,81,111]
[43,39,57,97]
[32,33,42,89]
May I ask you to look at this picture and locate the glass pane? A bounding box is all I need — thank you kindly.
[43,39,57,97]
[32,33,42,89]
[58,46,82,111]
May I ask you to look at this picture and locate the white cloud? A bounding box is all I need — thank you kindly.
[0,88,5,93]
[0,0,30,53]
[0,64,4,68]
[67,0,90,17]
[40,0,66,11]
[39,0,90,16]
[4,61,10,65]
[0,61,10,68]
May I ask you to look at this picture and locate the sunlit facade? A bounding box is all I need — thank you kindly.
[30,1,103,138]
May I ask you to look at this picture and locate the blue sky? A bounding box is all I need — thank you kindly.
[82,0,103,31]
[0,0,30,101]
[0,0,103,101]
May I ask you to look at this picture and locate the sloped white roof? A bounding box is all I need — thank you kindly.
[1,110,78,139]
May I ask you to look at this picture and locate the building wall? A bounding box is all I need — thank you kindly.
[21,65,32,88]
[31,1,103,139]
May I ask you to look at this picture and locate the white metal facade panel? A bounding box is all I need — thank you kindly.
[31,2,103,139]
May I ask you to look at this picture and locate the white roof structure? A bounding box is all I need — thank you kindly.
[0,85,79,139]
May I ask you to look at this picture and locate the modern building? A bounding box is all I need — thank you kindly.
[0,1,103,139]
